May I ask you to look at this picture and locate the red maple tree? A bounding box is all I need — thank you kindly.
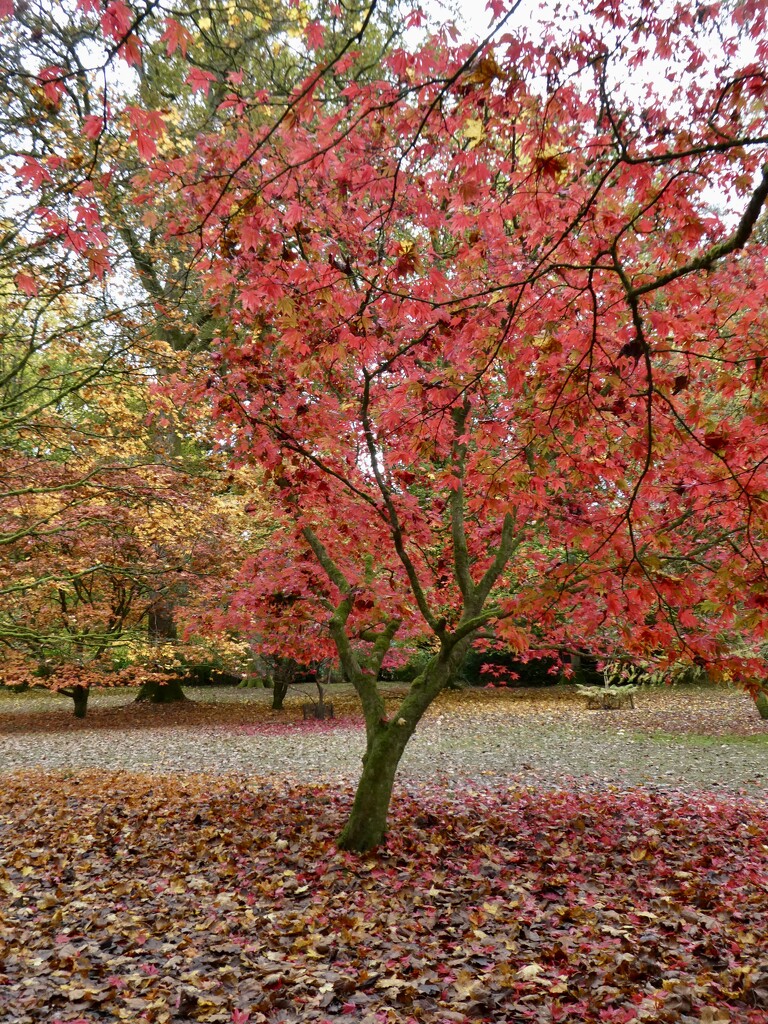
[9,0,768,849]
[162,1,768,849]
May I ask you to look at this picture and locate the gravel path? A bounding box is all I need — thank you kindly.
[1,685,768,795]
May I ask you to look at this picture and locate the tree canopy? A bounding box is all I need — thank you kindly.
[3,0,768,847]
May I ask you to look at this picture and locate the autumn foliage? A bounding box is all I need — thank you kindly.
[2,771,768,1023]
[148,0,768,844]
[173,5,768,676]
[4,0,768,846]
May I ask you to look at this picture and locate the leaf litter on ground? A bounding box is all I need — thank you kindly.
[2,685,768,1022]
[1,772,768,1023]
[1,682,765,737]
[1,684,768,795]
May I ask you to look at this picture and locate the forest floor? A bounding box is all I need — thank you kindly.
[0,682,767,793]
[2,685,768,1024]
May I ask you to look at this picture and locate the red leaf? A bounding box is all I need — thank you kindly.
[119,34,142,67]
[83,114,105,140]
[135,131,157,161]
[161,17,193,57]
[186,68,217,96]
[704,431,728,452]
[15,273,38,296]
[305,20,325,50]
[37,66,67,104]
[101,0,132,40]
[15,157,52,189]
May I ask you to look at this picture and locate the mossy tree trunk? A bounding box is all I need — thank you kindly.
[272,679,289,710]
[754,690,768,720]
[337,641,468,852]
[135,678,188,703]
[338,724,409,851]
[240,652,272,688]
[61,684,90,718]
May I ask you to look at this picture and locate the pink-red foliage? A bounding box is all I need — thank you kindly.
[150,2,768,684]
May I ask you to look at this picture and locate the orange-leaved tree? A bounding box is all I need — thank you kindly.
[0,325,260,716]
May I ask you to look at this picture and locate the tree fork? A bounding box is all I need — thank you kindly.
[337,641,469,852]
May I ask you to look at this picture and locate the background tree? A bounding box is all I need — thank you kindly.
[0,341,259,716]
[1,0,413,357]
[0,0,416,699]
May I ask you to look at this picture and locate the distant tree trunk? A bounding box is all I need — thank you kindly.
[272,657,299,710]
[62,684,90,719]
[137,599,187,704]
[240,653,270,688]
[754,691,768,720]
[148,601,177,641]
[135,678,188,703]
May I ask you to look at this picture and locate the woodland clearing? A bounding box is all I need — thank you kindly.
[4,2,768,1016]
[0,683,767,792]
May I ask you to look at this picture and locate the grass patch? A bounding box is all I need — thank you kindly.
[638,729,768,747]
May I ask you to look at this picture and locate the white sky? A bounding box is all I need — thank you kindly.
[453,0,496,37]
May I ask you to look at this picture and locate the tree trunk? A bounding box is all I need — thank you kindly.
[271,657,299,710]
[337,721,412,852]
[71,684,89,719]
[272,676,289,710]
[754,691,768,720]
[148,601,177,640]
[337,642,467,853]
[138,598,186,703]
[135,678,188,703]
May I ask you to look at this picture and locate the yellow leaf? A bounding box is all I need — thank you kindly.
[630,848,648,862]
[517,963,544,981]
[377,976,407,990]
[463,118,486,150]
[700,1008,730,1023]
[465,53,505,87]
[534,147,569,183]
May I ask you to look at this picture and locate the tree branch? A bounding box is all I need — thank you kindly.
[474,513,525,607]
[359,372,441,633]
[449,399,475,603]
[630,164,768,298]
